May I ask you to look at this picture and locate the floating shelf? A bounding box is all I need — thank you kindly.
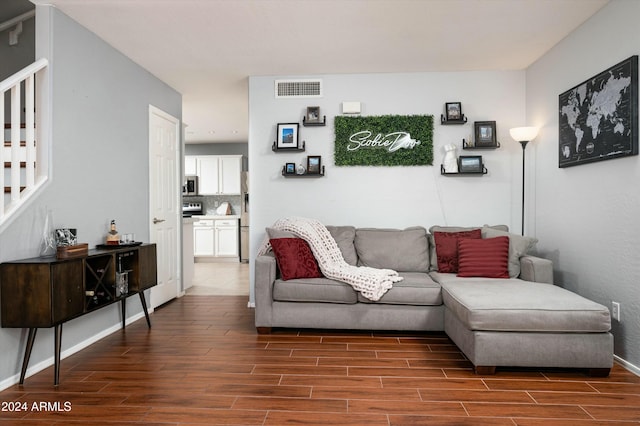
[462,139,500,149]
[440,114,468,125]
[440,164,487,176]
[272,140,306,152]
[302,115,326,126]
[282,165,325,177]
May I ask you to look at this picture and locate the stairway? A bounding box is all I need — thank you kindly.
[3,123,32,194]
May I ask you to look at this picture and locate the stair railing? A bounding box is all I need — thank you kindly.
[1,58,49,229]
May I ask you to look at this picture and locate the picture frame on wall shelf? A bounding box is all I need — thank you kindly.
[276,123,300,149]
[458,155,484,173]
[284,163,296,175]
[306,106,321,123]
[445,102,462,121]
[474,121,497,147]
[306,155,322,174]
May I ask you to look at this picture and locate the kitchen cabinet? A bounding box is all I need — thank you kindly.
[186,155,242,195]
[193,218,238,258]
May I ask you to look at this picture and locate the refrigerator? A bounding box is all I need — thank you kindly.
[240,172,249,262]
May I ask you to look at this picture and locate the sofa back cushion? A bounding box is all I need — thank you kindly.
[325,225,358,266]
[355,227,429,272]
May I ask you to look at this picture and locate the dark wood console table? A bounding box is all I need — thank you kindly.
[0,243,157,385]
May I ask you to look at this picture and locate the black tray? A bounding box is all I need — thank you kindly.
[96,242,143,249]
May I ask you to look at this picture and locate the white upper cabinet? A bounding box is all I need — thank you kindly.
[187,155,242,195]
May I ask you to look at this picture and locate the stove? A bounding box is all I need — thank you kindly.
[182,201,203,217]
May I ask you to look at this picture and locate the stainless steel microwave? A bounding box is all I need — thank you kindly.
[183,175,198,195]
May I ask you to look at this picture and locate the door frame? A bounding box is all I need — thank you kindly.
[148,105,183,307]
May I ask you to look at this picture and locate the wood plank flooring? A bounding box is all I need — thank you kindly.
[1,295,639,425]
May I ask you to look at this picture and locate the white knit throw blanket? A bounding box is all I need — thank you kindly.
[260,217,402,301]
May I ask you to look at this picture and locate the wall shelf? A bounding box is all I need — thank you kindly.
[440,114,468,125]
[272,140,306,152]
[302,115,326,126]
[440,164,487,176]
[462,139,500,149]
[282,165,325,177]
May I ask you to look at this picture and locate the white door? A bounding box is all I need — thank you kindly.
[149,105,181,307]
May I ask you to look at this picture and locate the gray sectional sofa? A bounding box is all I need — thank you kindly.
[254,225,613,376]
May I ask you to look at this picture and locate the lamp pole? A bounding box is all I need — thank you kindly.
[509,126,539,237]
[520,140,529,236]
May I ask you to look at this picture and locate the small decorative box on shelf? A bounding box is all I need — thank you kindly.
[272,140,306,152]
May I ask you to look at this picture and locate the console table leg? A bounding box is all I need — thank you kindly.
[139,291,151,328]
[121,298,126,329]
[54,324,62,386]
[19,328,37,385]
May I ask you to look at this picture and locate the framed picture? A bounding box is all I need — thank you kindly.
[306,106,320,123]
[284,163,296,174]
[276,123,299,149]
[474,121,497,147]
[306,155,322,174]
[445,102,462,121]
[559,55,638,168]
[458,155,483,173]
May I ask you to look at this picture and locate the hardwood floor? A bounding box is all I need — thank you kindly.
[1,295,639,425]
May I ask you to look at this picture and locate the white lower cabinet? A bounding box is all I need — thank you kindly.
[193,218,238,258]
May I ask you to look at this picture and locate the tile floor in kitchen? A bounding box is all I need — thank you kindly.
[185,262,250,296]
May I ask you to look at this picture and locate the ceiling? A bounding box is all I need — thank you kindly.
[28,0,609,144]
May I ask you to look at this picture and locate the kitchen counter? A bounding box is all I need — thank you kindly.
[183,215,240,224]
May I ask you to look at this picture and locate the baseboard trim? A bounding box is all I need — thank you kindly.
[247,301,255,308]
[615,355,640,376]
[0,311,146,392]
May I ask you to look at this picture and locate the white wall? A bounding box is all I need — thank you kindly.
[0,6,181,388]
[248,71,526,303]
[527,0,640,369]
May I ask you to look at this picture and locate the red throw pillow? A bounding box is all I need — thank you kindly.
[433,229,482,273]
[457,236,510,278]
[269,238,323,280]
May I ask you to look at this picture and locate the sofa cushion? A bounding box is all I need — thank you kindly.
[269,238,323,280]
[481,227,538,278]
[457,236,510,278]
[326,225,358,266]
[357,272,442,305]
[355,227,429,272]
[428,225,509,271]
[433,229,481,273]
[440,278,611,333]
[273,277,358,304]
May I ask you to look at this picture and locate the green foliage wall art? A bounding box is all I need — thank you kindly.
[334,115,433,166]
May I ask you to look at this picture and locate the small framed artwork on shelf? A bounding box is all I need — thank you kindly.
[474,121,497,147]
[306,106,320,123]
[284,163,296,175]
[306,155,322,174]
[458,155,484,173]
[276,123,300,149]
[446,102,462,121]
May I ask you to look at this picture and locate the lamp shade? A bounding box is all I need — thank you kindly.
[509,126,539,142]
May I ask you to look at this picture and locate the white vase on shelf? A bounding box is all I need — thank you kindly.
[443,143,458,173]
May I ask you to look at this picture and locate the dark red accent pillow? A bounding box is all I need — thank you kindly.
[457,236,510,278]
[269,238,323,280]
[433,229,482,273]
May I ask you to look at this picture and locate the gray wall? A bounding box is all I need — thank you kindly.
[0,6,181,388]
[527,0,640,371]
[185,143,248,170]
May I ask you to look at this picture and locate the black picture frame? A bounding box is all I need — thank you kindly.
[474,121,497,147]
[458,155,483,173]
[284,163,296,174]
[306,106,320,123]
[276,123,299,149]
[306,155,322,174]
[559,55,638,168]
[445,102,462,121]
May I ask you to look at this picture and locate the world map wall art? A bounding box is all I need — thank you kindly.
[558,55,638,168]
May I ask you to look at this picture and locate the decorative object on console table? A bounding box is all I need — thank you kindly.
[303,106,326,126]
[274,123,301,150]
[54,228,88,259]
[509,126,539,235]
[473,121,499,148]
[558,55,638,168]
[106,220,119,245]
[441,102,467,125]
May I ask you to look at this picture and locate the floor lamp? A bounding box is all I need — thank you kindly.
[509,127,539,236]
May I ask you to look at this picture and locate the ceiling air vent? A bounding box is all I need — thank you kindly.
[275,79,323,98]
